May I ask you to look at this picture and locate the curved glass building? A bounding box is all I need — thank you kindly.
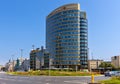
[46,3,88,69]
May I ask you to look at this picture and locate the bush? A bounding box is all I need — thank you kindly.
[7,70,100,76]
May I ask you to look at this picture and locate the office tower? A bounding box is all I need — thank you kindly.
[46,3,88,69]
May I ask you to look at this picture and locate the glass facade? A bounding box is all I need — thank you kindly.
[46,4,88,69]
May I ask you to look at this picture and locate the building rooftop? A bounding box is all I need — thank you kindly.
[47,3,80,18]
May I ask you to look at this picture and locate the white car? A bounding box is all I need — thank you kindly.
[114,71,120,76]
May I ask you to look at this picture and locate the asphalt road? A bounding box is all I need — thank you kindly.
[0,72,109,84]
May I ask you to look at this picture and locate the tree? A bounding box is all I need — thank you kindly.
[99,62,115,69]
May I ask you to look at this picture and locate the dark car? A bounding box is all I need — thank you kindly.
[104,71,115,77]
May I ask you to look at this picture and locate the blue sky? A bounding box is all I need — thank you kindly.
[0,0,120,65]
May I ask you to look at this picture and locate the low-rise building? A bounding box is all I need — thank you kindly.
[14,58,25,71]
[30,48,41,70]
[30,46,49,70]
[21,58,30,71]
[5,60,16,72]
[111,55,120,68]
[5,58,30,71]
[88,59,103,71]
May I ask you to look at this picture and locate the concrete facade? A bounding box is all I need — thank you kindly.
[5,60,17,72]
[21,58,30,71]
[111,56,120,68]
[88,59,103,71]
[30,46,49,70]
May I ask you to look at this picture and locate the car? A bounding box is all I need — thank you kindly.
[114,71,120,76]
[104,71,115,77]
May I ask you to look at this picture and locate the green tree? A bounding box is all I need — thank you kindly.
[99,62,115,69]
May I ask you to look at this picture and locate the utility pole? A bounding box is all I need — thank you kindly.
[12,55,14,72]
[91,52,94,60]
[20,49,23,70]
[20,49,23,60]
[49,54,50,76]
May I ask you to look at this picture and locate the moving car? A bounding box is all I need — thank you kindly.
[104,71,115,77]
[105,71,120,77]
[114,71,120,76]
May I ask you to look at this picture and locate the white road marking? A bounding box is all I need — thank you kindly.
[0,78,15,81]
[46,83,50,84]
[0,77,41,83]
[64,81,88,84]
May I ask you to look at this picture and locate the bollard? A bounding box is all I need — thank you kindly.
[91,74,94,83]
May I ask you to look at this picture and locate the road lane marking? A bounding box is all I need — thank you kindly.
[0,77,41,84]
[64,81,88,84]
[0,78,15,81]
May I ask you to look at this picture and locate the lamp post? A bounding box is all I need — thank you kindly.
[49,53,50,76]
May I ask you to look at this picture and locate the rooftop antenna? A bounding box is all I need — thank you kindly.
[32,45,35,50]
[12,54,14,61]
[12,55,14,72]
[20,49,23,60]
[91,52,94,60]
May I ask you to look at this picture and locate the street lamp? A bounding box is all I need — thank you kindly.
[48,53,51,76]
